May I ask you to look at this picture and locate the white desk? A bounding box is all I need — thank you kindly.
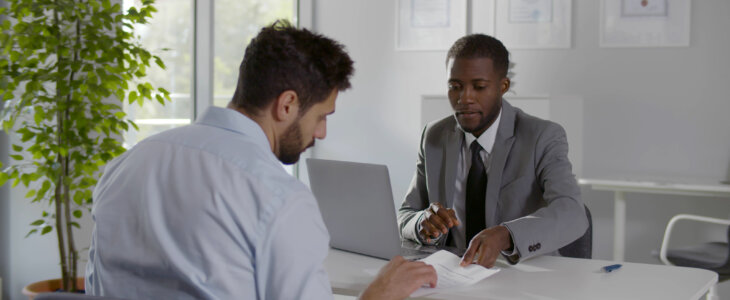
[578,178,730,261]
[325,248,718,300]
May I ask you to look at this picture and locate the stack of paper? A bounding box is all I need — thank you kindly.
[411,250,500,298]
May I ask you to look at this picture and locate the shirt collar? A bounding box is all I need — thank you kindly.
[195,106,272,153]
[463,107,502,155]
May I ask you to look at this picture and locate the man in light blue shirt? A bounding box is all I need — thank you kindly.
[86,21,436,300]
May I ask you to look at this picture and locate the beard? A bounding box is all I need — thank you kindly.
[277,120,314,165]
[459,99,502,136]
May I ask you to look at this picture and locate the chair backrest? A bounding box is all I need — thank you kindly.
[558,205,593,259]
[34,293,125,300]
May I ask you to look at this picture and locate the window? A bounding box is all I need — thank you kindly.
[213,0,296,107]
[122,0,298,174]
[122,0,194,147]
[123,0,297,145]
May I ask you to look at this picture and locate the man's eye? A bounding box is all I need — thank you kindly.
[448,84,460,90]
[475,85,486,90]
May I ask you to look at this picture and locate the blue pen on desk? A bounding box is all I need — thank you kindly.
[602,264,622,273]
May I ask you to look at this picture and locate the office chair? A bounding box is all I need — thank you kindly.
[659,214,730,300]
[34,293,126,300]
[558,205,593,259]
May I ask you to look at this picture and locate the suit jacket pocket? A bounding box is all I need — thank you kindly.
[500,175,532,191]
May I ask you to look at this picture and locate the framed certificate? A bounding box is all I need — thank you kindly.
[396,0,467,51]
[600,0,691,47]
[492,0,572,49]
[621,0,668,17]
[509,0,553,23]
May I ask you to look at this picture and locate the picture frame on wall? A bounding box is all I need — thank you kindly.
[600,0,691,47]
[621,0,668,17]
[474,0,572,49]
[396,0,467,51]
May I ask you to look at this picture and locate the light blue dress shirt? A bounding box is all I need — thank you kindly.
[85,107,333,300]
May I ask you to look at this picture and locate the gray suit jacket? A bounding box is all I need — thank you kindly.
[398,100,588,263]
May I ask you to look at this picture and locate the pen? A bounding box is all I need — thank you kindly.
[602,264,622,273]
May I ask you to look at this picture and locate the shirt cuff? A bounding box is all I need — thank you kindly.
[499,224,520,261]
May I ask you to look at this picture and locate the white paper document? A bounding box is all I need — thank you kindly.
[411,250,500,297]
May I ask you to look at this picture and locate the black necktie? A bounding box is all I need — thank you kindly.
[465,141,487,244]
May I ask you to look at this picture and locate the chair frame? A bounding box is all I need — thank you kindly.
[659,214,730,266]
[659,214,730,300]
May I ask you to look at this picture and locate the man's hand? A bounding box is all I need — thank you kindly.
[360,256,437,300]
[419,203,460,243]
[460,225,513,268]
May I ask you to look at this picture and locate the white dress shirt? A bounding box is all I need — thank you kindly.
[451,110,501,249]
[86,107,333,300]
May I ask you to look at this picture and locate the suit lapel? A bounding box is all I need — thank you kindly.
[485,100,516,227]
[442,121,461,208]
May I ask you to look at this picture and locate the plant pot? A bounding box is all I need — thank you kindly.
[21,277,84,300]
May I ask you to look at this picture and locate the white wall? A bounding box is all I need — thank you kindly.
[309,0,730,295]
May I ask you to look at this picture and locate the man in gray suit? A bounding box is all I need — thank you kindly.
[398,34,588,268]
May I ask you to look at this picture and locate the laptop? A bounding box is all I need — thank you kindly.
[306,158,447,260]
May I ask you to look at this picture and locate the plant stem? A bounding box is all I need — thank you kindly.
[53,0,70,291]
[65,9,83,291]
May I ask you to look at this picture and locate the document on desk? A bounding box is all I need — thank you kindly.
[411,250,500,297]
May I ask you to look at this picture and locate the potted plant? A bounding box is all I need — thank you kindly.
[0,0,168,294]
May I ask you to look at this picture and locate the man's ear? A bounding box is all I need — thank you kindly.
[500,77,511,95]
[273,90,300,122]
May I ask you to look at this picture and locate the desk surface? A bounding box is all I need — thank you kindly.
[325,248,717,300]
[578,178,730,197]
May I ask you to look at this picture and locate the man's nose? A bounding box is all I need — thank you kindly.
[314,122,327,140]
[461,87,476,104]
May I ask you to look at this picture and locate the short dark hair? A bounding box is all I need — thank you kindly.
[231,20,354,114]
[446,34,509,78]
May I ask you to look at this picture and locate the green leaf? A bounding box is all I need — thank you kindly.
[40,226,53,235]
[73,210,82,218]
[33,105,45,125]
[70,222,80,229]
[0,172,8,186]
[25,229,38,238]
[12,144,23,152]
[30,219,44,226]
[73,191,83,206]
[128,91,137,104]
[10,154,23,161]
[129,120,139,131]
[38,180,51,197]
[154,56,165,69]
[42,211,49,217]
[25,189,36,198]
[20,173,31,187]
